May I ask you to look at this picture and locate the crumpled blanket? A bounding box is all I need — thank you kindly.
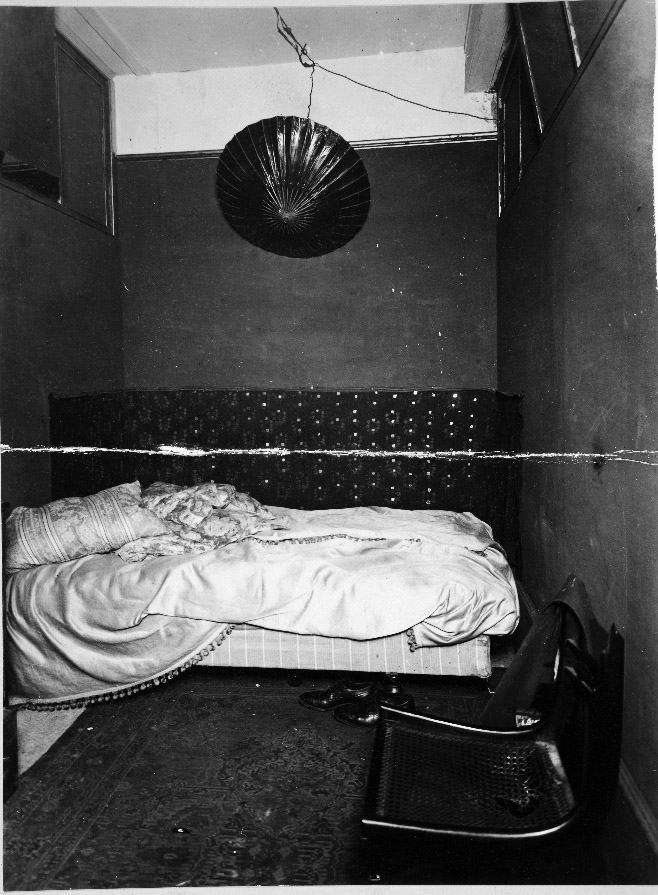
[5,503,519,706]
[116,482,279,561]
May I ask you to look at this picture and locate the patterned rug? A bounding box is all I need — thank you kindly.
[4,669,488,889]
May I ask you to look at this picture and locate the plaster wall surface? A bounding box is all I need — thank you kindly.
[0,188,123,507]
[497,0,657,824]
[117,141,498,391]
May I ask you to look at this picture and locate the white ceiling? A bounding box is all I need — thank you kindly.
[88,5,470,74]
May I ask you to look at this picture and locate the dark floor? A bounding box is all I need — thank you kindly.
[5,665,636,887]
[291,667,632,886]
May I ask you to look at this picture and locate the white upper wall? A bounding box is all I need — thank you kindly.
[113,47,495,154]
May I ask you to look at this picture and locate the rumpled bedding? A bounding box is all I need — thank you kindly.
[116,481,280,561]
[5,502,519,705]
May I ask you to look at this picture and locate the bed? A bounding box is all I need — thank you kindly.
[4,388,522,709]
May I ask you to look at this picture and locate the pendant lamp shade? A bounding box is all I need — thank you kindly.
[216,116,370,258]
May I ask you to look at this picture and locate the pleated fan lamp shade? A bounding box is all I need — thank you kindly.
[216,116,371,258]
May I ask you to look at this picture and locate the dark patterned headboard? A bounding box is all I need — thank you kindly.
[50,388,522,568]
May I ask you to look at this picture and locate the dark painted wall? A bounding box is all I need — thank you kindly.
[117,141,498,390]
[0,187,123,507]
[498,0,657,827]
[0,8,60,176]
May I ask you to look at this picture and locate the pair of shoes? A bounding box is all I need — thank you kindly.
[299,679,375,712]
[333,691,415,727]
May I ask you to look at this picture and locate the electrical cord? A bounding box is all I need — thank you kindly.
[274,7,495,123]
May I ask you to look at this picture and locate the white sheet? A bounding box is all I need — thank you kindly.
[5,507,518,704]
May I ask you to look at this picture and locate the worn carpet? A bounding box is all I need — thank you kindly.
[4,668,489,889]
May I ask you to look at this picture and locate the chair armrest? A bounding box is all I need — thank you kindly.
[380,704,541,738]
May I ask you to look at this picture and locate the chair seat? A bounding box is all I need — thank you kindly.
[370,719,575,834]
[361,579,624,884]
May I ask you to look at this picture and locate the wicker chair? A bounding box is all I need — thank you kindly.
[361,576,625,884]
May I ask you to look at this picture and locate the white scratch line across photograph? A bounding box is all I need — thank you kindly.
[1,444,657,466]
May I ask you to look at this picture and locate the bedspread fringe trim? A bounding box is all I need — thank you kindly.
[14,626,235,712]
[406,627,420,652]
[250,534,388,546]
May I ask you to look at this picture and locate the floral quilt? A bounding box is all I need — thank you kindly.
[116,482,280,561]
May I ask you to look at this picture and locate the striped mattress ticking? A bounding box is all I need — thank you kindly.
[198,625,491,678]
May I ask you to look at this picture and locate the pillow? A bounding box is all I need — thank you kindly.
[4,481,169,573]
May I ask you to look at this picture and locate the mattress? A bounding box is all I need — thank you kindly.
[198,625,491,678]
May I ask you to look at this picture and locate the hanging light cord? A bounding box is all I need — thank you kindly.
[274,8,495,123]
[306,58,315,119]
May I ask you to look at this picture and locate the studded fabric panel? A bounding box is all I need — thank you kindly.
[50,389,521,565]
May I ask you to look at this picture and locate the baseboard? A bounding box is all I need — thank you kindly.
[608,761,658,883]
[620,761,658,853]
[514,580,658,882]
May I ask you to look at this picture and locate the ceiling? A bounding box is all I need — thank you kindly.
[91,5,470,74]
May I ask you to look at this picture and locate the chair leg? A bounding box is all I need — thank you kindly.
[381,673,408,697]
